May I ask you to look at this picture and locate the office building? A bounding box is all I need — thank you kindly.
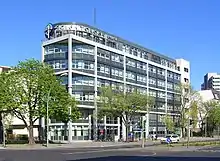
[41,22,190,142]
[201,73,220,91]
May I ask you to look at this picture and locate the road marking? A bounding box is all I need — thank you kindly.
[61,149,157,156]
[62,149,118,155]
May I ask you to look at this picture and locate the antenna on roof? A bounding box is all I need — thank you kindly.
[93,8,96,26]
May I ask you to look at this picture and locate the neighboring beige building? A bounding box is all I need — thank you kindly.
[0,66,40,139]
[0,66,11,73]
[195,90,220,131]
[176,59,190,85]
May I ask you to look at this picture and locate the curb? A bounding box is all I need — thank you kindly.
[0,143,143,150]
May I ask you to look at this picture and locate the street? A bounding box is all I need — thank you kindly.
[0,146,220,161]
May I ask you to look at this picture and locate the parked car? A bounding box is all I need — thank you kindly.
[160,134,180,144]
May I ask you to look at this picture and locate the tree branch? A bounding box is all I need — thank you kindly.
[33,116,40,124]
[13,110,28,127]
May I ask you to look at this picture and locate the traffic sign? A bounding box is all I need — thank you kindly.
[166,137,171,144]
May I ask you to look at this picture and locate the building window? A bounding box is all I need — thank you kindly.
[97,64,110,74]
[122,44,130,53]
[167,62,176,69]
[137,62,146,70]
[184,88,189,93]
[161,59,167,66]
[142,52,147,60]
[184,78,189,83]
[112,68,123,78]
[184,67,189,73]
[167,71,173,79]
[45,44,68,55]
[157,103,165,110]
[174,95,181,101]
[174,73,180,80]
[158,91,166,99]
[167,82,173,89]
[126,85,135,93]
[174,84,181,91]
[149,90,157,97]
[148,65,156,73]
[73,76,94,86]
[97,48,110,59]
[148,77,156,85]
[167,93,174,100]
[157,68,165,76]
[97,79,110,87]
[167,105,173,111]
[137,88,147,94]
[73,45,94,55]
[126,71,136,80]
[47,60,67,69]
[157,80,165,87]
[72,60,94,70]
[111,53,123,63]
[126,58,136,67]
[111,82,124,91]
[72,92,94,102]
[137,74,146,83]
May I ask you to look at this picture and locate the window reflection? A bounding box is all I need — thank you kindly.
[112,68,123,78]
[73,76,94,86]
[73,45,94,55]
[72,60,94,70]
[97,64,110,74]
[73,92,94,102]
[46,60,67,69]
[126,71,136,80]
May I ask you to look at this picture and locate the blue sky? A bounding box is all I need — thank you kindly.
[0,0,220,90]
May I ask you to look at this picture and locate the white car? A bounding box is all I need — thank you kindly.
[160,134,180,144]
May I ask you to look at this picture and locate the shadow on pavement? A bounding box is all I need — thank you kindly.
[67,156,220,161]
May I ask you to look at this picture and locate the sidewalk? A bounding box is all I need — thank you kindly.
[180,137,220,142]
[0,137,218,150]
[142,145,205,152]
[0,141,148,150]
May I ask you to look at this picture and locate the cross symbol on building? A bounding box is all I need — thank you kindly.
[46,23,53,39]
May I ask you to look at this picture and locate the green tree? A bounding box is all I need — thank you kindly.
[198,100,219,136]
[188,101,199,130]
[206,103,220,136]
[163,115,174,133]
[177,83,200,138]
[0,59,80,144]
[98,86,155,141]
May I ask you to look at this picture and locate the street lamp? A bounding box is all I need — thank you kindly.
[187,118,191,148]
[46,89,51,147]
[1,113,6,148]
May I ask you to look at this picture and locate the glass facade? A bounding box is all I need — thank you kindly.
[43,23,183,141]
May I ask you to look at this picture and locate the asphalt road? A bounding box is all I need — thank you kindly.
[198,146,220,152]
[0,147,220,161]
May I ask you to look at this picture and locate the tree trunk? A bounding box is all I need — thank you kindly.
[27,125,35,145]
[181,127,186,139]
[126,124,129,142]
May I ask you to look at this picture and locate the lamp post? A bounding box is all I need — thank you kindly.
[46,89,51,147]
[1,113,5,147]
[68,106,72,143]
[141,116,145,148]
[187,118,190,148]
